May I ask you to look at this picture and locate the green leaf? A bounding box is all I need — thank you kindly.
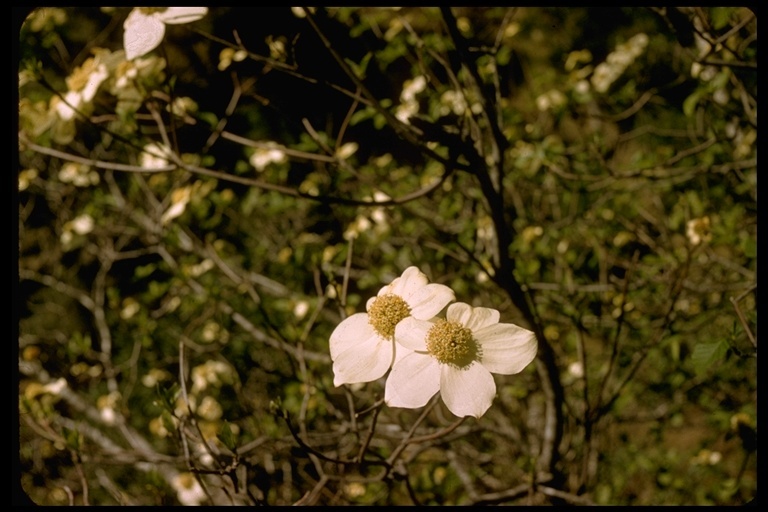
[218,421,238,452]
[690,340,729,373]
[683,90,702,117]
[742,236,757,259]
[134,263,156,279]
[64,426,81,450]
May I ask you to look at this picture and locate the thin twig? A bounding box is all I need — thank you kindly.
[730,294,756,348]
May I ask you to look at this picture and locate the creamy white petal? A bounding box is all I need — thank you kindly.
[394,317,431,351]
[440,363,496,418]
[332,333,394,386]
[329,313,373,359]
[159,7,209,24]
[447,302,499,331]
[387,266,428,297]
[385,352,441,408]
[407,283,456,319]
[446,302,472,325]
[475,323,538,375]
[123,10,166,60]
[393,342,414,364]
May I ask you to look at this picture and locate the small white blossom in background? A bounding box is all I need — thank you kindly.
[51,54,110,122]
[197,395,223,421]
[290,7,316,18]
[190,360,234,394]
[167,96,198,118]
[293,300,310,321]
[161,186,192,224]
[172,472,206,506]
[568,361,584,379]
[123,7,208,61]
[58,162,100,187]
[187,258,215,278]
[344,191,391,240]
[60,213,95,248]
[395,75,427,123]
[591,33,648,93]
[330,266,455,386]
[385,302,537,418]
[23,378,69,402]
[141,368,172,388]
[686,216,712,246]
[18,169,39,191]
[202,319,230,345]
[335,141,359,160]
[70,214,95,235]
[97,392,121,425]
[43,378,68,396]
[266,35,288,61]
[140,142,173,169]
[535,89,567,112]
[250,145,287,171]
[149,416,171,437]
[692,449,722,466]
[439,89,468,116]
[218,47,248,71]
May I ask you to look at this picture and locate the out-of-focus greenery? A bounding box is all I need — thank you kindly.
[17,7,755,505]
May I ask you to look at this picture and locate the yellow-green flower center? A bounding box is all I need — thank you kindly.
[426,319,479,368]
[368,293,411,339]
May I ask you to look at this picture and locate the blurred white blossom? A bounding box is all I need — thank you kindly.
[191,360,234,394]
[293,300,310,320]
[18,169,39,191]
[162,186,192,224]
[218,47,248,71]
[250,145,287,171]
[123,7,208,60]
[591,33,648,93]
[140,143,173,169]
[71,214,95,235]
[58,162,100,187]
[336,142,359,160]
[686,216,712,246]
[395,75,427,123]
[172,472,206,506]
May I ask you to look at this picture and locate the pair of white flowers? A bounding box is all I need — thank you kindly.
[330,267,537,418]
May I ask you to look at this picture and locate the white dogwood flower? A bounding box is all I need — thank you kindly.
[123,7,208,60]
[330,266,455,386]
[385,302,537,418]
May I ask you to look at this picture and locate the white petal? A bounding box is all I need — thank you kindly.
[476,323,538,375]
[446,302,472,324]
[385,352,440,408]
[158,7,209,24]
[407,283,455,319]
[447,302,499,331]
[332,333,393,386]
[394,317,431,351]
[440,363,495,418]
[466,306,500,331]
[329,313,372,359]
[393,342,414,364]
[123,10,166,60]
[387,266,428,297]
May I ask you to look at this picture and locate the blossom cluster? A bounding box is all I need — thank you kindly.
[329,267,537,418]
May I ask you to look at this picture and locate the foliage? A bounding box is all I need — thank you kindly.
[17,6,756,505]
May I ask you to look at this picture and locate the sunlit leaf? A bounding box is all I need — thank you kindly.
[691,340,730,373]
